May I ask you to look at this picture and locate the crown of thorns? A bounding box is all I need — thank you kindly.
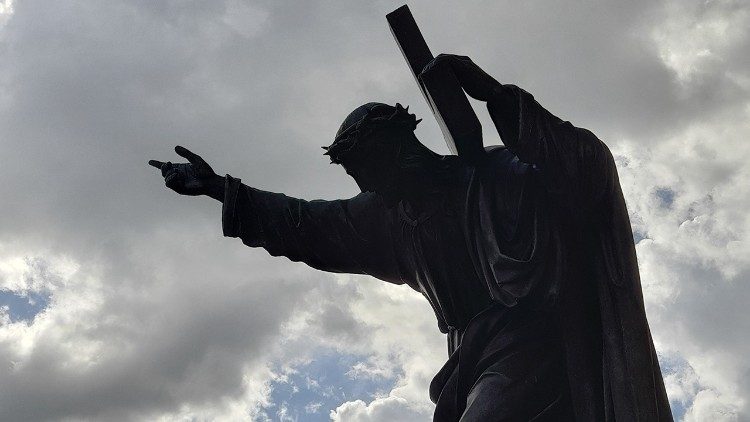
[322,103,421,164]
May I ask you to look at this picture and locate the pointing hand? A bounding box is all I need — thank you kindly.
[148,146,224,198]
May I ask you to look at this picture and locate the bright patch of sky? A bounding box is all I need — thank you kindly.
[257,350,398,421]
[660,353,696,421]
[655,187,676,209]
[0,290,50,323]
[0,0,13,21]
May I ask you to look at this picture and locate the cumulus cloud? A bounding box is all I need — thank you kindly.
[0,0,748,421]
[330,396,429,422]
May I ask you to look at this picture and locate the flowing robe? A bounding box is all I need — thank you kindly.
[221,85,672,421]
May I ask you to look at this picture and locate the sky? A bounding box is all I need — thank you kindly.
[0,0,748,420]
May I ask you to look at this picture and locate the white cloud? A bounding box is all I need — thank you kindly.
[683,389,740,422]
[330,396,430,422]
[613,91,750,419]
[651,0,750,87]
[305,401,323,414]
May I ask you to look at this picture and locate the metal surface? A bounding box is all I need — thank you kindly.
[387,5,484,161]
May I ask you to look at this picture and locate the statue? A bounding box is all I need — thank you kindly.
[148,52,672,421]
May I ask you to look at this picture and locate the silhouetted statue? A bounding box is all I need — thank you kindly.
[149,54,672,421]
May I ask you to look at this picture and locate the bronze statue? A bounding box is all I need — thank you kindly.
[149,53,672,421]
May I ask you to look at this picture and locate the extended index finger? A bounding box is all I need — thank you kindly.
[148,160,165,169]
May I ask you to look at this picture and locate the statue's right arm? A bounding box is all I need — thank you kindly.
[220,176,405,285]
[148,146,404,285]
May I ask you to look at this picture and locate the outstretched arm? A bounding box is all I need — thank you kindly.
[149,147,404,284]
[420,54,617,208]
[222,176,403,283]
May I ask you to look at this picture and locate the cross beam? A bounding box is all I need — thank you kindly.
[386,5,484,162]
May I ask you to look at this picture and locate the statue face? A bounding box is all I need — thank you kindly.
[341,139,401,201]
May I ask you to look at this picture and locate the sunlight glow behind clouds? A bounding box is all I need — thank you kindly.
[0,0,13,27]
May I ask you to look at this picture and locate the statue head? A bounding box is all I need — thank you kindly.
[324,102,442,205]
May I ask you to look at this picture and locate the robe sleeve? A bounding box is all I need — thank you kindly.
[486,84,617,209]
[221,175,404,285]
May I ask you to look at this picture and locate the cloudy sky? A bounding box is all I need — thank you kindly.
[0,0,748,420]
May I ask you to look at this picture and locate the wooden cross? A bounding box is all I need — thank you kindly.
[387,5,485,163]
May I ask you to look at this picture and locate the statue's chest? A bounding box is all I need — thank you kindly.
[394,198,492,329]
